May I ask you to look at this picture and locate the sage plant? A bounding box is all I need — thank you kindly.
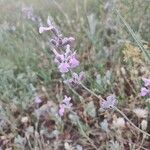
[39,17,84,116]
[39,17,150,138]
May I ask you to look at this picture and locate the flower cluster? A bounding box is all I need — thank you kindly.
[140,77,150,97]
[39,17,79,74]
[100,94,117,109]
[39,17,118,117]
[39,17,85,116]
[39,17,59,35]
[52,45,79,73]
[64,71,85,86]
[59,95,72,116]
[39,17,75,48]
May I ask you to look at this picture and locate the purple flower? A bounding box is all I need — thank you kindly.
[65,46,79,69]
[50,37,62,47]
[39,18,79,74]
[52,47,79,73]
[34,96,42,104]
[58,95,72,117]
[140,77,150,97]
[58,62,70,73]
[69,54,79,68]
[61,37,75,47]
[39,26,53,34]
[62,95,72,108]
[47,17,59,36]
[142,78,150,87]
[59,104,65,116]
[39,17,59,36]
[51,37,75,48]
[140,87,150,96]
[101,94,117,109]
[54,53,70,73]
[64,72,85,86]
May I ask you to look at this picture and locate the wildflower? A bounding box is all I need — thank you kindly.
[142,77,150,87]
[39,18,79,73]
[59,104,65,116]
[133,108,148,118]
[34,96,42,104]
[64,45,79,69]
[140,77,150,97]
[51,48,69,73]
[58,62,70,73]
[39,26,53,34]
[58,95,72,117]
[101,94,117,109]
[140,87,149,96]
[68,52,79,68]
[50,37,63,47]
[64,72,85,86]
[51,37,75,48]
[62,95,72,109]
[61,37,75,47]
[39,17,59,36]
[47,17,59,36]
[52,47,79,73]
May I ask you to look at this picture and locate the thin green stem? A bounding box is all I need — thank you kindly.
[80,82,104,101]
[114,107,150,137]
[80,83,150,138]
[77,120,98,150]
[115,9,150,61]
[66,83,84,103]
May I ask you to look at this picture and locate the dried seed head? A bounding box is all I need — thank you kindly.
[133,108,148,118]
[112,117,125,129]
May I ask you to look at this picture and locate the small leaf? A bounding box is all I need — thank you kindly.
[100,119,109,132]
[84,101,96,117]
[147,103,150,111]
[14,135,26,146]
[87,13,98,38]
